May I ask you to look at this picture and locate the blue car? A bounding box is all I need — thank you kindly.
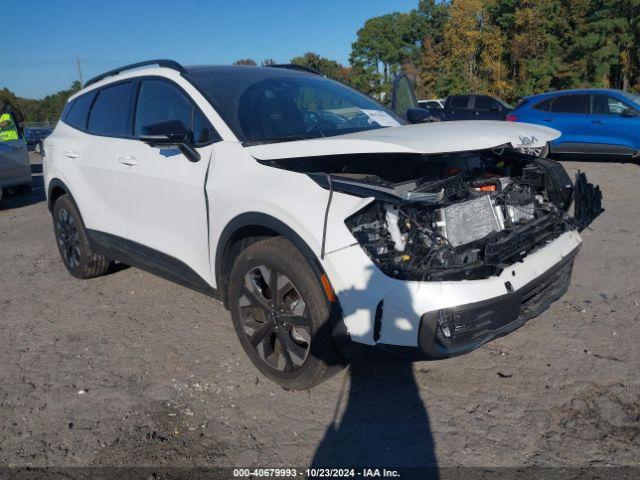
[508,89,640,159]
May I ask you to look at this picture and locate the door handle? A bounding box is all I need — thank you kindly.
[118,156,138,166]
[543,118,553,122]
[592,119,603,124]
[63,150,80,159]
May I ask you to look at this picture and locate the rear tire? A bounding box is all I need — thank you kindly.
[228,237,347,390]
[52,195,111,279]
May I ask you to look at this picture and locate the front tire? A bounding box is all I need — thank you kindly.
[228,237,346,390]
[52,195,111,279]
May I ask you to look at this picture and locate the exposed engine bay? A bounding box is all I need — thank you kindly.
[260,149,603,282]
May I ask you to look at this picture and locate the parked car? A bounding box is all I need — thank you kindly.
[25,127,53,154]
[437,94,513,121]
[44,60,602,389]
[418,99,445,110]
[0,112,32,204]
[392,78,513,123]
[507,89,640,159]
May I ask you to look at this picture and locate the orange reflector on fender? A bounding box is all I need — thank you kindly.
[320,274,336,303]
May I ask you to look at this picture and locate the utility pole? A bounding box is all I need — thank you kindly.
[76,55,83,86]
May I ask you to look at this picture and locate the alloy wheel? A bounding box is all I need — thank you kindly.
[56,207,81,268]
[238,265,312,373]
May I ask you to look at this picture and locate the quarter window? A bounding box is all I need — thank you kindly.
[533,98,553,112]
[64,92,96,130]
[87,82,134,136]
[550,94,590,114]
[134,79,216,146]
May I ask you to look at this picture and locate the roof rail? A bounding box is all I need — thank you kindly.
[84,59,187,88]
[268,64,322,76]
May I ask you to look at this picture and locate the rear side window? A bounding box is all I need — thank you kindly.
[550,94,589,114]
[449,95,469,108]
[134,79,217,146]
[63,92,95,130]
[533,98,553,111]
[87,81,134,136]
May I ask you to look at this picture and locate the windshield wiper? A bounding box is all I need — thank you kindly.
[242,135,318,147]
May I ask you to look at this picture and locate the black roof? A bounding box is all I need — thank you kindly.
[84,60,318,87]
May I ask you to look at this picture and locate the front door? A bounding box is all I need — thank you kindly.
[472,95,505,120]
[589,93,640,155]
[115,78,220,285]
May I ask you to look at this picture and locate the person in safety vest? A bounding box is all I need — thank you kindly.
[0,101,20,142]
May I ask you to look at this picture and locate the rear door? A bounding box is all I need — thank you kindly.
[588,93,640,155]
[544,94,591,153]
[114,77,220,285]
[68,81,135,238]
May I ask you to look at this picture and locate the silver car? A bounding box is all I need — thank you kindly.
[0,113,32,203]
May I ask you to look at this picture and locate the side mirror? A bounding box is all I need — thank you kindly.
[139,120,200,162]
[621,108,638,118]
[490,105,502,112]
[406,107,440,124]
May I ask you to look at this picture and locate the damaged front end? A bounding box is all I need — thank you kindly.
[264,148,603,283]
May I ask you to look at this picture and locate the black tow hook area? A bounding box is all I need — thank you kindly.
[574,171,604,230]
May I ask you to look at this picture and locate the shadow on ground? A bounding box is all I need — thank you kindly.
[310,265,438,476]
[311,359,438,474]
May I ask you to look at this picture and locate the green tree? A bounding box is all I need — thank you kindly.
[0,81,81,123]
[290,52,352,83]
[233,59,257,66]
[350,11,428,98]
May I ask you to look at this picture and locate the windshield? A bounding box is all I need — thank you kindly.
[187,67,405,145]
[621,91,640,108]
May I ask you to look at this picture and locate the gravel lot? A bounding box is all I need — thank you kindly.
[0,153,638,470]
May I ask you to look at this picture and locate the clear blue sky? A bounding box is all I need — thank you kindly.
[1,0,418,99]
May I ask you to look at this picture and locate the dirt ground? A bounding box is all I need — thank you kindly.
[0,153,638,472]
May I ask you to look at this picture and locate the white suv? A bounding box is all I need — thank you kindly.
[44,60,603,389]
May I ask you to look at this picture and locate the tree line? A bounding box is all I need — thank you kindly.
[5,0,638,122]
[0,82,81,124]
[244,0,640,104]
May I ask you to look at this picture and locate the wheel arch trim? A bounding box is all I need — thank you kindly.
[215,212,326,307]
[47,178,74,212]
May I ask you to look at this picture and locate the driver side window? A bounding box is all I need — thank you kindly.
[134,79,217,145]
[592,95,628,115]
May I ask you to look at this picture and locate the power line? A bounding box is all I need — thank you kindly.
[0,58,131,68]
[0,59,76,68]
